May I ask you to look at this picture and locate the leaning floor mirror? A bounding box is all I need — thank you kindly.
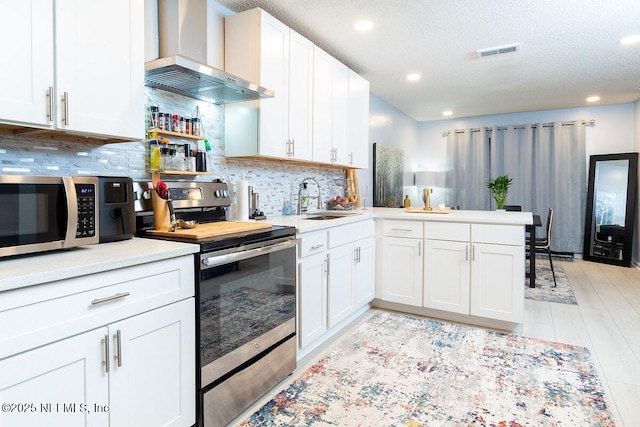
[583,152,638,267]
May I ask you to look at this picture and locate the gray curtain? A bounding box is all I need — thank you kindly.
[531,121,586,253]
[447,121,587,253]
[490,125,534,211]
[445,128,490,210]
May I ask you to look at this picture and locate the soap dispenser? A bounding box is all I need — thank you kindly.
[403,195,411,208]
[300,183,310,212]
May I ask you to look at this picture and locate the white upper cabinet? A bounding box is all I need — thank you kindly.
[226,7,369,168]
[312,46,349,165]
[225,8,313,161]
[0,0,54,127]
[0,0,145,141]
[347,70,370,168]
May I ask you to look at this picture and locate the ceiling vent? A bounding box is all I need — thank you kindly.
[476,43,520,58]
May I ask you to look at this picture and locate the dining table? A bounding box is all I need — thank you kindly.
[526,214,543,287]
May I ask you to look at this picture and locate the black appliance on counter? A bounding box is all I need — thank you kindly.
[134,179,297,427]
[98,176,135,242]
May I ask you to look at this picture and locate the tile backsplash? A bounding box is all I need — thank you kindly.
[0,88,347,217]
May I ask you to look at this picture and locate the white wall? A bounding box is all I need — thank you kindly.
[357,94,419,207]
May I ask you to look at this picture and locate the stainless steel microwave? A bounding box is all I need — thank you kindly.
[0,175,99,258]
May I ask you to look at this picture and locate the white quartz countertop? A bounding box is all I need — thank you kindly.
[372,207,533,224]
[0,237,199,293]
[265,207,532,233]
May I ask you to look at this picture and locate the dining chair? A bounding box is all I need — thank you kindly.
[526,207,556,286]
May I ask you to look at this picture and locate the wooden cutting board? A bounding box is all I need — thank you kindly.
[404,207,452,214]
[147,221,273,240]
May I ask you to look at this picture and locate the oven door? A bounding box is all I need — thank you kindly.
[198,237,298,388]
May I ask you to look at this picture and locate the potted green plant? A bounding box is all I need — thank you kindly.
[486,175,513,210]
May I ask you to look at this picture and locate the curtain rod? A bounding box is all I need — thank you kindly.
[441,119,595,137]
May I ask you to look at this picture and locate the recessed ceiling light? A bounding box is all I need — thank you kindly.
[619,34,640,45]
[406,73,421,81]
[442,110,453,116]
[586,96,600,103]
[353,20,373,32]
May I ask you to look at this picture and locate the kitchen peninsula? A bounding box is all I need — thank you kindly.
[266,207,533,357]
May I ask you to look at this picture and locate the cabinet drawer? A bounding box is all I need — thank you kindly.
[298,231,328,258]
[382,220,423,238]
[328,219,375,248]
[424,222,470,242]
[0,255,194,359]
[472,224,523,246]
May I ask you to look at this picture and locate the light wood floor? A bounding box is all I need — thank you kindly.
[235,259,640,426]
[521,259,640,427]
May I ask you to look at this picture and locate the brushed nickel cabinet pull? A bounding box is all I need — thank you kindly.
[310,243,325,250]
[91,292,130,305]
[114,330,122,367]
[102,335,110,373]
[46,86,53,122]
[62,91,69,126]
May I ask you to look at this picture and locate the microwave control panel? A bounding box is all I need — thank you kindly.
[75,183,96,238]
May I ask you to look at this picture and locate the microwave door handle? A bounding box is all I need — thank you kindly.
[62,176,78,247]
[201,239,298,268]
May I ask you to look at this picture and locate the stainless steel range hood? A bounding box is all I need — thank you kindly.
[145,55,274,105]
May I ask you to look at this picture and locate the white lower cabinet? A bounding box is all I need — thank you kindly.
[0,328,109,427]
[379,219,525,324]
[423,239,470,314]
[354,236,376,307]
[380,236,423,306]
[298,250,328,349]
[470,242,524,322]
[327,242,356,327]
[379,219,424,306]
[298,220,375,355]
[0,255,195,427]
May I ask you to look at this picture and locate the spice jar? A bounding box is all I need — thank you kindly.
[185,118,192,135]
[172,114,181,132]
[191,117,201,136]
[158,112,166,130]
[150,106,159,129]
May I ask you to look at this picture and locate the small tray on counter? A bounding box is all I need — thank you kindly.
[404,207,452,214]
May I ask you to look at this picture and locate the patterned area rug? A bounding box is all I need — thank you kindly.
[240,312,615,426]
[526,259,578,305]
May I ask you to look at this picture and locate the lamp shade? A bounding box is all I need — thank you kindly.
[414,171,445,187]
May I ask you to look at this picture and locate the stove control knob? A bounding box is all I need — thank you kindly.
[223,190,229,197]
[215,190,222,197]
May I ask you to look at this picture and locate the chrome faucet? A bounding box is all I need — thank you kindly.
[297,177,322,215]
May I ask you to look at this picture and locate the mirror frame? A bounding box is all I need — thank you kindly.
[583,152,638,267]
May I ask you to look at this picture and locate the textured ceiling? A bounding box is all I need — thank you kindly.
[216,0,640,121]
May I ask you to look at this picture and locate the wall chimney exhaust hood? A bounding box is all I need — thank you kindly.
[145,55,274,105]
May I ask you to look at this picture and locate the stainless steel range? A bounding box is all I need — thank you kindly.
[134,180,297,427]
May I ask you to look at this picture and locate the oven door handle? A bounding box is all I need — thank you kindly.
[201,239,298,268]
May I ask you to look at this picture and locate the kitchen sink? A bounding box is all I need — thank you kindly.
[302,210,363,220]
[303,215,345,220]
